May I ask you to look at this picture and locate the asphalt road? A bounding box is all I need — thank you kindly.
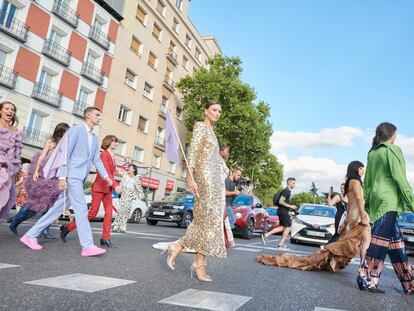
[0,218,413,311]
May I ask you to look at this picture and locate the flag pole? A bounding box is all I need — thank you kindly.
[165,104,198,197]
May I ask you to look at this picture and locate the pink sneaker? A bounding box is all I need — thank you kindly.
[81,246,106,257]
[20,235,43,250]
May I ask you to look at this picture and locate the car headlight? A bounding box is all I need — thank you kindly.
[326,223,335,228]
[235,212,242,219]
[293,217,307,225]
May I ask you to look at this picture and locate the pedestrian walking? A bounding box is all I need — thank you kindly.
[20,107,111,257]
[0,101,23,221]
[358,122,414,294]
[327,183,348,241]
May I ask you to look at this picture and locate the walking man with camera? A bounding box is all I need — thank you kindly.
[261,177,297,248]
[225,167,241,228]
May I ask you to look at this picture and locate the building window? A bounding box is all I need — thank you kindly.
[168,161,176,174]
[156,0,166,17]
[181,166,187,178]
[115,139,127,156]
[143,82,154,100]
[176,106,183,120]
[137,116,149,133]
[124,68,137,89]
[133,146,145,163]
[118,105,131,124]
[28,109,45,132]
[195,47,201,62]
[136,5,147,25]
[172,18,179,33]
[152,22,162,41]
[185,34,192,49]
[176,0,183,11]
[182,55,189,70]
[156,126,165,146]
[130,36,143,56]
[0,0,17,28]
[152,154,161,168]
[147,51,158,70]
[162,96,168,106]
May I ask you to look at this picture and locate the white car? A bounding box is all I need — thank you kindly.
[290,204,336,245]
[66,189,148,224]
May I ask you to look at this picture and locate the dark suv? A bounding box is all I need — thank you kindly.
[146,192,195,228]
[398,212,414,254]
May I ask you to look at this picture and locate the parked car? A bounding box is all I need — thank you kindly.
[231,194,268,239]
[65,189,148,224]
[264,207,280,231]
[145,192,195,228]
[398,211,414,254]
[290,204,336,245]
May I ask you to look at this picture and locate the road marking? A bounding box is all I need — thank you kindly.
[0,263,20,269]
[159,289,252,311]
[25,273,136,293]
[233,247,260,252]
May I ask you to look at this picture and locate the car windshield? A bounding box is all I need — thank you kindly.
[232,195,252,206]
[161,192,194,203]
[299,205,336,218]
[399,212,414,223]
[265,208,278,216]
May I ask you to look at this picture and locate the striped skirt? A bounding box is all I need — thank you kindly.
[360,211,414,294]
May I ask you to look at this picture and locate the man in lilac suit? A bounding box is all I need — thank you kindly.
[21,107,112,257]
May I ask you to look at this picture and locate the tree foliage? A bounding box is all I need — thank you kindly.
[177,55,283,205]
[291,192,326,207]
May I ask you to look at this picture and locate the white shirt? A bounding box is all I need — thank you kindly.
[84,123,93,151]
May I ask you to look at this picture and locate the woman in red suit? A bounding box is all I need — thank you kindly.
[61,135,120,247]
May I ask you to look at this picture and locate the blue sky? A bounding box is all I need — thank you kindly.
[189,0,414,192]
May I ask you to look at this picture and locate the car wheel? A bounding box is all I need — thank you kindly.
[128,208,142,224]
[179,211,193,229]
[242,218,254,239]
[146,219,158,226]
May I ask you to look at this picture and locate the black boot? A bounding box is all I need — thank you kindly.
[100,239,116,248]
[60,225,70,242]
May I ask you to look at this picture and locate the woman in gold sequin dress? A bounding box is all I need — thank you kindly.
[166,100,227,282]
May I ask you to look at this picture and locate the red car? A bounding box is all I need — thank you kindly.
[231,194,268,239]
[264,207,280,231]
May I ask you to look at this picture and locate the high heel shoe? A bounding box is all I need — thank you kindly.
[162,244,179,270]
[190,262,213,282]
[356,275,385,294]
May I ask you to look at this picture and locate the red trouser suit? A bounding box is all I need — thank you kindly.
[67,150,117,240]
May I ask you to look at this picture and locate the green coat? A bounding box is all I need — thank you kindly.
[364,142,414,224]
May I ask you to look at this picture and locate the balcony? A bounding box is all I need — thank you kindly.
[89,25,110,50]
[52,0,79,28]
[154,135,165,150]
[81,62,104,85]
[0,64,18,89]
[0,10,29,42]
[31,82,63,108]
[72,100,86,118]
[158,104,167,118]
[166,49,178,66]
[42,40,71,67]
[23,127,50,149]
[163,75,175,92]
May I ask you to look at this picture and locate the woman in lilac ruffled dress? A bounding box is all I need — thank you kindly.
[0,101,23,221]
[9,122,69,238]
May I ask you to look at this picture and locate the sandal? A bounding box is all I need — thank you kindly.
[278,244,287,248]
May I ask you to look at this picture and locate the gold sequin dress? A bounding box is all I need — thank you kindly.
[178,122,227,258]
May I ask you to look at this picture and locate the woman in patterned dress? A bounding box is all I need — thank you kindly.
[165,100,228,282]
[0,101,24,221]
[112,163,148,232]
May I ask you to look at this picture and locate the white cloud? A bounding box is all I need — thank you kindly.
[271,126,365,152]
[277,153,347,194]
[398,135,414,188]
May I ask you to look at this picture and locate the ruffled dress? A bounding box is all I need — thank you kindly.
[25,152,61,213]
[0,128,23,220]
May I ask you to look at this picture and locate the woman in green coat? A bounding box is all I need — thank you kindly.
[358,122,414,294]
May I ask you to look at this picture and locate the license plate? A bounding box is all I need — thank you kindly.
[406,236,414,242]
[153,211,165,216]
[307,230,325,237]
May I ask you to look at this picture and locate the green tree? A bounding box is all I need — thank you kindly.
[291,191,325,207]
[177,55,283,204]
[309,182,319,203]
